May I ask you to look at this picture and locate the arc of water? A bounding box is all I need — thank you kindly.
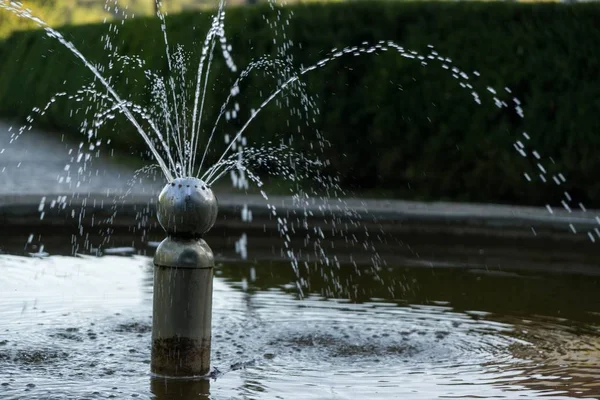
[189,2,225,175]
[175,47,190,175]
[189,30,217,177]
[196,57,292,178]
[202,41,443,183]
[205,147,288,186]
[196,63,256,178]
[155,1,186,176]
[204,72,305,183]
[1,1,174,180]
[202,43,423,183]
[205,143,323,187]
[73,81,180,175]
[145,71,184,174]
[167,76,186,174]
[90,96,180,175]
[207,37,600,242]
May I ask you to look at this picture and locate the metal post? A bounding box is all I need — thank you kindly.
[151,177,218,377]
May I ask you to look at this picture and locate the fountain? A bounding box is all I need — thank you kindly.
[152,177,218,377]
[2,0,600,398]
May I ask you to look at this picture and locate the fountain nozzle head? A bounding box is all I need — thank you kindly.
[157,177,218,237]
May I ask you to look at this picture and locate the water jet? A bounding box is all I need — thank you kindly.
[151,176,217,377]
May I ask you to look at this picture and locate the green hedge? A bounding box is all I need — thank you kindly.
[1,2,599,207]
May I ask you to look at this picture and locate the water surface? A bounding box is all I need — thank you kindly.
[1,253,599,399]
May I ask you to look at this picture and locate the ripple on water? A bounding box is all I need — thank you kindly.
[1,254,600,399]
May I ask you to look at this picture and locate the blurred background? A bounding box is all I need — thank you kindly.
[0,0,589,40]
[0,0,332,39]
[1,0,592,40]
[0,0,599,208]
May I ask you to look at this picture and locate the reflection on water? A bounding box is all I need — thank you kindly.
[0,254,599,399]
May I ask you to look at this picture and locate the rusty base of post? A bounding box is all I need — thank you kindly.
[151,336,211,377]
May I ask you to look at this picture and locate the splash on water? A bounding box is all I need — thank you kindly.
[0,0,598,296]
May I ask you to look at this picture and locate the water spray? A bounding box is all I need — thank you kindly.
[151,177,218,377]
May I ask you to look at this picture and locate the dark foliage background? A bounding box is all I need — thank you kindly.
[0,2,599,206]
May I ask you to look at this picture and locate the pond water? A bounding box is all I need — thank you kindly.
[1,249,600,399]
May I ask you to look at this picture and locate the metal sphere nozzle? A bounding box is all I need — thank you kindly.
[157,177,218,237]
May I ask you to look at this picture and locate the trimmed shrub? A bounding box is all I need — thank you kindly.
[0,2,599,206]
